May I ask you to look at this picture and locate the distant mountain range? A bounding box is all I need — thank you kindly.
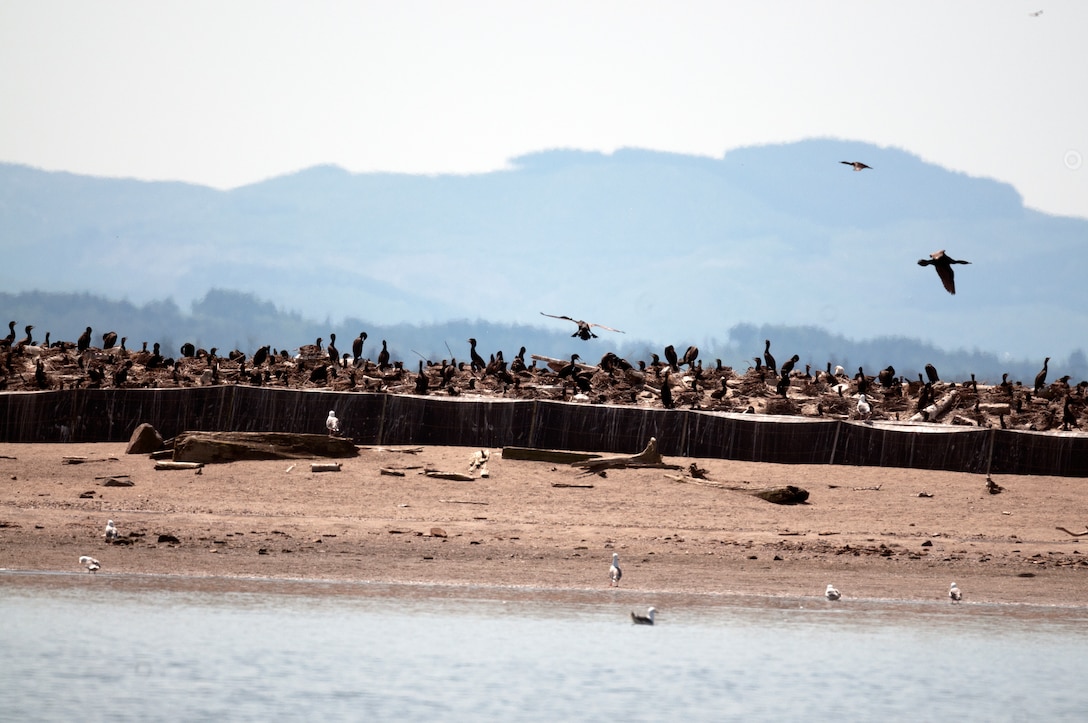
[2,139,1085,372]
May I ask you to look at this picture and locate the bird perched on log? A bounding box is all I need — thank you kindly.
[918,250,970,295]
[878,366,896,388]
[1034,357,1049,395]
[924,363,940,383]
[540,312,624,341]
[763,340,777,374]
[414,360,429,395]
[856,393,872,419]
[102,331,118,349]
[352,332,367,365]
[377,340,390,370]
[680,345,699,369]
[77,326,92,352]
[468,338,487,373]
[840,161,871,171]
[326,333,339,366]
[780,354,800,378]
[631,607,656,625]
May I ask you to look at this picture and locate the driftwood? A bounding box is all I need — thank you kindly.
[1056,526,1088,537]
[155,461,204,471]
[62,456,118,465]
[502,447,601,464]
[552,482,595,489]
[439,499,489,505]
[572,437,681,474]
[909,390,959,423]
[424,470,475,481]
[666,474,810,505]
[310,462,342,473]
[173,431,358,464]
[380,468,406,477]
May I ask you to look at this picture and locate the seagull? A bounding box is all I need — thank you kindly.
[825,584,842,601]
[1029,10,1043,17]
[609,553,622,587]
[104,519,118,542]
[540,312,624,341]
[949,582,963,603]
[326,410,341,435]
[857,394,871,419]
[631,607,656,625]
[917,250,970,295]
[840,161,872,171]
[79,555,101,573]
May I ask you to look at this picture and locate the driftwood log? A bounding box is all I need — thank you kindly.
[666,474,810,505]
[572,437,682,474]
[173,431,358,464]
[501,447,601,464]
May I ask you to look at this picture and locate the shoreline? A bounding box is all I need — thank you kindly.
[2,442,1086,607]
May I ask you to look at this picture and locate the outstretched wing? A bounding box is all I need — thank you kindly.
[588,322,625,334]
[540,312,577,323]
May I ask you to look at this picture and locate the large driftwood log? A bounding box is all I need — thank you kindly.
[909,390,960,423]
[502,447,602,464]
[572,437,682,474]
[173,431,358,464]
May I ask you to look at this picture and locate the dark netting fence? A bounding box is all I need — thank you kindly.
[1,388,1085,476]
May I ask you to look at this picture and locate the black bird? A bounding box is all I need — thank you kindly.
[661,370,675,409]
[664,345,679,371]
[102,331,118,350]
[680,345,699,369]
[840,161,872,171]
[1034,357,1049,395]
[414,360,430,395]
[918,250,970,295]
[540,312,624,341]
[16,325,33,347]
[780,354,800,378]
[378,340,390,370]
[878,366,896,388]
[352,332,367,365]
[558,354,581,379]
[763,340,777,374]
[252,345,270,368]
[180,342,196,358]
[327,333,339,366]
[1,320,15,347]
[77,326,92,352]
[924,363,940,383]
[468,338,487,372]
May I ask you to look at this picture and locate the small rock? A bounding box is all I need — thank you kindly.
[921,540,933,547]
[430,528,448,538]
[157,533,181,544]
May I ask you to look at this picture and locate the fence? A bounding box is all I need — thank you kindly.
[0,387,1085,477]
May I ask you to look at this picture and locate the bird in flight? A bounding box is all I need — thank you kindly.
[917,250,971,295]
[540,312,624,341]
[840,161,872,171]
[1028,10,1043,17]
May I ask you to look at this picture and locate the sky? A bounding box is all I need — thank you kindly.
[1,1,1086,220]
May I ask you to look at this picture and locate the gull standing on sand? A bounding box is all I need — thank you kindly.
[826,584,842,601]
[326,410,340,436]
[609,553,622,587]
[631,607,656,625]
[79,555,100,573]
[949,582,963,603]
[104,519,118,542]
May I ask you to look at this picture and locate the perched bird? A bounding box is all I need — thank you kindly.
[1034,357,1050,395]
[352,332,367,365]
[79,555,101,573]
[104,519,118,542]
[377,340,390,370]
[949,582,963,603]
[609,552,622,587]
[102,331,118,350]
[763,340,777,374]
[326,333,339,366]
[468,338,487,372]
[326,410,341,435]
[840,161,871,171]
[924,363,940,383]
[857,394,872,419]
[825,584,842,601]
[780,354,800,378]
[540,312,624,341]
[77,326,93,352]
[631,607,657,625]
[917,250,970,295]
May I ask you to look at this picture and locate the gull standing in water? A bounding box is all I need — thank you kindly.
[825,584,842,601]
[631,607,656,625]
[79,556,100,573]
[326,410,341,436]
[949,582,963,603]
[104,519,118,543]
[609,553,622,587]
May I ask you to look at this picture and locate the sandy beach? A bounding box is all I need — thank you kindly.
[2,442,1086,606]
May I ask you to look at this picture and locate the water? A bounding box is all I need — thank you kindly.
[3,572,1088,721]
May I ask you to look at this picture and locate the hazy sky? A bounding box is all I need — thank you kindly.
[2,1,1085,219]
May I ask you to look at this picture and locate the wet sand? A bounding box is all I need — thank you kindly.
[2,442,1086,606]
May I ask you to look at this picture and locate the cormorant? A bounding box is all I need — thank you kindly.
[1034,357,1049,395]
[468,338,487,372]
[918,250,970,295]
[77,326,92,352]
[352,332,367,365]
[378,340,390,370]
[763,339,777,374]
[540,312,624,341]
[327,333,339,366]
[924,363,940,383]
[102,331,118,349]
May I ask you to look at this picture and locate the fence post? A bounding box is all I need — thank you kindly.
[828,420,842,466]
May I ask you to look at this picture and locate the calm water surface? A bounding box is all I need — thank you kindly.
[3,572,1087,721]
